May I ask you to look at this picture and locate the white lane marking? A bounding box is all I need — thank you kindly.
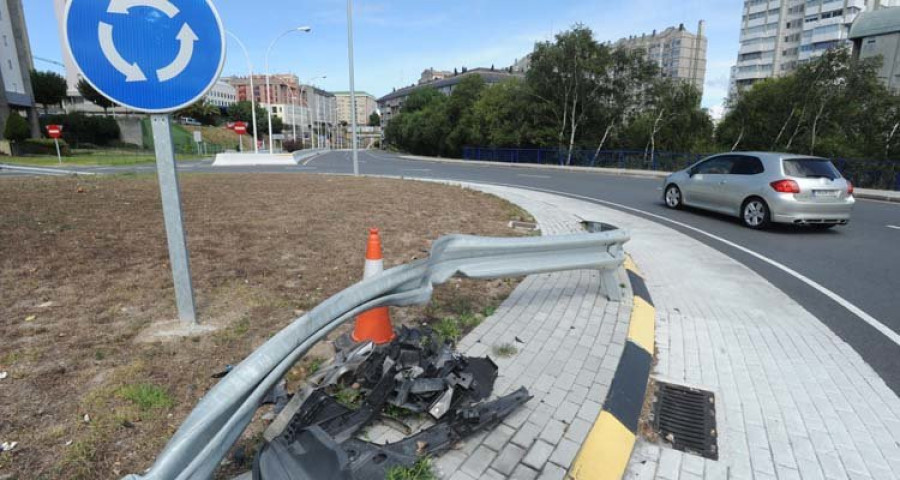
[517,174,552,179]
[888,225,900,230]
[477,181,900,348]
[402,168,432,172]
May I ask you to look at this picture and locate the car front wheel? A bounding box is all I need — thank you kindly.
[742,198,770,229]
[664,185,683,209]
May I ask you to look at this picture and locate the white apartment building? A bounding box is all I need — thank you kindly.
[729,0,900,97]
[266,86,336,146]
[204,81,237,108]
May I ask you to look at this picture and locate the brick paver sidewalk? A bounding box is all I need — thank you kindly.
[462,183,900,480]
[432,188,634,480]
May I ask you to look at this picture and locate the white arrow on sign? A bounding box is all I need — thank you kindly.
[98,22,148,82]
[107,0,180,18]
[156,24,198,82]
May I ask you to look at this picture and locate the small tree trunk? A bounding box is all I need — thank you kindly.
[887,122,900,158]
[592,125,614,162]
[810,103,826,155]
[786,110,805,151]
[566,96,579,165]
[731,124,744,152]
[772,107,795,150]
[649,108,665,163]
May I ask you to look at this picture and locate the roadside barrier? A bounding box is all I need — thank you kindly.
[351,228,395,344]
[123,229,630,480]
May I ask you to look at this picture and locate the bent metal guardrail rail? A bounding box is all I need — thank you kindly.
[462,147,900,191]
[123,230,630,480]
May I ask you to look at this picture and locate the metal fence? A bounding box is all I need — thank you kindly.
[462,147,900,191]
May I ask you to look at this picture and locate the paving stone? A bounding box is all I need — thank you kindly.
[511,421,543,449]
[539,419,566,445]
[492,443,527,476]
[553,400,580,423]
[522,440,555,470]
[459,446,498,479]
[548,438,581,468]
[536,462,567,480]
[482,424,516,452]
[511,464,540,480]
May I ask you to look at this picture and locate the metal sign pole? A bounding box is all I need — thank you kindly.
[151,114,197,324]
[55,138,61,165]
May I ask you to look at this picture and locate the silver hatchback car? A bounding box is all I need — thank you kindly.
[662,152,855,229]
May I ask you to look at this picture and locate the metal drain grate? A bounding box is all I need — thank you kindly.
[651,382,718,460]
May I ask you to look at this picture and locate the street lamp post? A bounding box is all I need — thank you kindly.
[346,0,359,175]
[265,26,311,153]
[226,31,259,154]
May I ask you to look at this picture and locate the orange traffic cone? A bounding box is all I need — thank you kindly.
[351,228,396,344]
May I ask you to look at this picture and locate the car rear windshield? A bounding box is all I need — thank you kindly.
[782,158,841,180]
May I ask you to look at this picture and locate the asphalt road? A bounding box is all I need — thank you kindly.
[5,151,900,392]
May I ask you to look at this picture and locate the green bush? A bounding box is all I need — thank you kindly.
[17,138,71,156]
[40,112,121,147]
[4,113,31,142]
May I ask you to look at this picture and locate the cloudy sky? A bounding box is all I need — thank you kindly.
[25,0,743,116]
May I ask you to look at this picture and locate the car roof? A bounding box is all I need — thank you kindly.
[718,152,829,161]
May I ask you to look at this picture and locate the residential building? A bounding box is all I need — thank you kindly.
[333,91,377,126]
[267,86,336,147]
[204,81,237,108]
[378,68,522,126]
[850,6,900,91]
[729,0,900,97]
[613,21,708,94]
[419,68,452,85]
[222,73,301,106]
[0,0,38,140]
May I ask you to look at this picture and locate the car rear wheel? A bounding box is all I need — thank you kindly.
[664,185,683,209]
[742,198,770,229]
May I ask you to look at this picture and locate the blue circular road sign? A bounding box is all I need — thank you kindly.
[64,0,226,113]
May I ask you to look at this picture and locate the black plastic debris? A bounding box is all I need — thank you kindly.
[252,326,531,480]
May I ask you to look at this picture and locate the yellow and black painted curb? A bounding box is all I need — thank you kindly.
[568,257,655,480]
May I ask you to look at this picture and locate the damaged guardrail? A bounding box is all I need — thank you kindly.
[124,230,629,480]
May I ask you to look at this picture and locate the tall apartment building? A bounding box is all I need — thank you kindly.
[333,91,377,126]
[729,0,900,97]
[851,6,900,91]
[1,0,38,139]
[222,74,302,106]
[613,21,709,94]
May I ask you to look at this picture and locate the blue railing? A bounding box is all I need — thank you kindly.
[462,147,900,191]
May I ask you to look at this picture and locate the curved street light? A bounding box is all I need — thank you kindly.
[265,26,312,153]
[226,31,259,154]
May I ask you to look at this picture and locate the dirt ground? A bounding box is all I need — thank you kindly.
[0,173,530,479]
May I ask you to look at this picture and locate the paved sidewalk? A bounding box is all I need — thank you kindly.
[464,183,900,480]
[432,191,634,480]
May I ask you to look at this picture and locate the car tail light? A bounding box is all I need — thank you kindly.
[847,181,854,196]
[770,179,801,194]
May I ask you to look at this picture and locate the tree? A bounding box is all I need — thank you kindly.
[4,113,31,142]
[77,79,114,113]
[176,100,221,126]
[30,70,68,113]
[471,78,551,147]
[226,101,266,138]
[368,111,381,127]
[527,25,611,164]
[443,74,485,155]
[384,88,449,156]
[717,48,895,158]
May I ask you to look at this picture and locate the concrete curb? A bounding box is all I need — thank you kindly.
[0,163,95,176]
[568,257,655,480]
[393,153,900,203]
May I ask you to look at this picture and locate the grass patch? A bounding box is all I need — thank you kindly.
[116,384,174,411]
[0,152,204,167]
[386,458,437,480]
[492,343,518,358]
[433,317,462,343]
[0,350,20,365]
[333,386,362,410]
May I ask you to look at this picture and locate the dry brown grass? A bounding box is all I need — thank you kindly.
[0,174,523,479]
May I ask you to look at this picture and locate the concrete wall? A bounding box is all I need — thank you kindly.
[857,32,900,91]
[116,117,145,148]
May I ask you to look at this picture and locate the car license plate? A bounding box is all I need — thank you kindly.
[813,190,840,198]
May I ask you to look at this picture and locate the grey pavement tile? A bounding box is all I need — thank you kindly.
[548,438,580,469]
[460,446,499,479]
[522,440,555,471]
[535,463,567,480]
[511,464,539,480]
[511,421,543,449]
[492,443,527,476]
[482,424,516,452]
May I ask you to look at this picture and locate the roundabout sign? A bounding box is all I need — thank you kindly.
[64,0,226,113]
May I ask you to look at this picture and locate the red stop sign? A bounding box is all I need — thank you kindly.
[46,125,62,139]
[234,122,247,135]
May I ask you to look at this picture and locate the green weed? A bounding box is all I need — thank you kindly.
[386,458,437,480]
[116,384,174,411]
